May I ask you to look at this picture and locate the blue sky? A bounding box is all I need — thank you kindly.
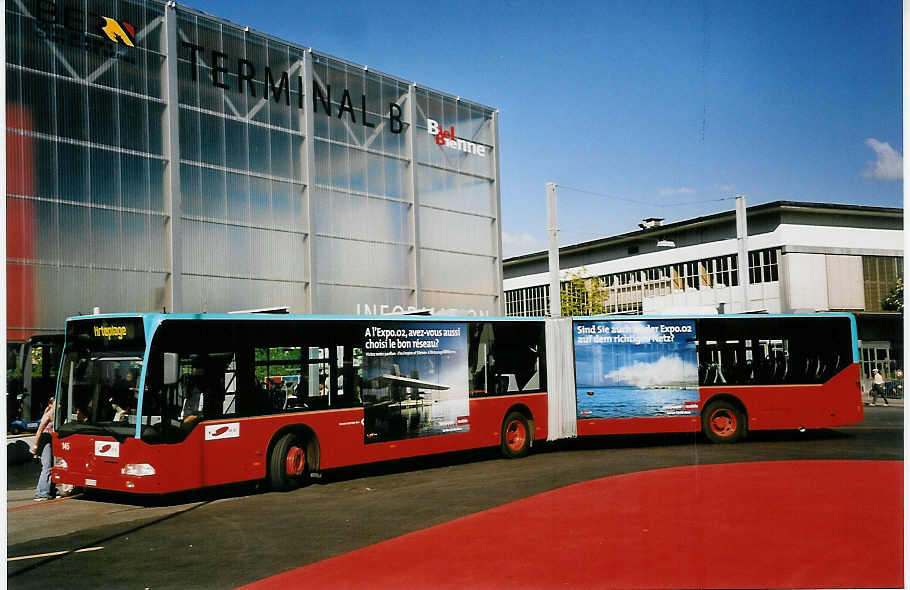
[188,0,902,258]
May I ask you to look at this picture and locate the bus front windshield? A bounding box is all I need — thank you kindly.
[56,347,144,439]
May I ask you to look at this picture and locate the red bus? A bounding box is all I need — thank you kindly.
[51,313,861,495]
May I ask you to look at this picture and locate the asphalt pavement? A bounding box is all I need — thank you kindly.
[6,405,904,590]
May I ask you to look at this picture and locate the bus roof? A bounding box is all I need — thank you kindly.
[65,311,858,323]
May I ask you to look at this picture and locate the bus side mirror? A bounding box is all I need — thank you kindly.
[163,353,179,385]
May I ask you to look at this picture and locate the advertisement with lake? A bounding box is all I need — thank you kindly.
[574,319,700,419]
[361,322,470,443]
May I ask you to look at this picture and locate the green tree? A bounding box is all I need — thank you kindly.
[881,277,903,313]
[560,268,611,316]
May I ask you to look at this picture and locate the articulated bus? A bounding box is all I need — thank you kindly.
[51,313,862,495]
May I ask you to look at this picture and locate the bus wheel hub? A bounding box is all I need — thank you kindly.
[506,420,527,451]
[711,411,735,435]
[286,446,306,476]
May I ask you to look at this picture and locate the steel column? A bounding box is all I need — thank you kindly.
[163,3,183,313]
[303,51,319,313]
[406,84,423,309]
[735,194,749,312]
[547,182,561,317]
[491,110,505,315]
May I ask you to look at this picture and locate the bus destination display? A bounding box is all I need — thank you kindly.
[67,318,144,351]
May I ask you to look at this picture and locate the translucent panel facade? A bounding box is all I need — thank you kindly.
[6,0,501,339]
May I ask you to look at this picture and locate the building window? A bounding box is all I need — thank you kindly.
[643,265,671,297]
[699,259,713,287]
[863,256,902,312]
[861,343,892,380]
[610,271,640,287]
[506,248,783,317]
[504,285,550,317]
[671,264,685,291]
[748,248,780,284]
[711,255,739,287]
[504,290,521,317]
[685,261,700,290]
[561,280,590,314]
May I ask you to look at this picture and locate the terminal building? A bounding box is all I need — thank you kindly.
[6,0,504,344]
[502,201,904,389]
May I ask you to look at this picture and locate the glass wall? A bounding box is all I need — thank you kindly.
[310,54,414,311]
[414,89,499,314]
[6,0,501,339]
[7,0,169,339]
[175,10,309,313]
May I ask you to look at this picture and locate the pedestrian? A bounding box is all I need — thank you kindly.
[870,368,889,406]
[30,398,56,501]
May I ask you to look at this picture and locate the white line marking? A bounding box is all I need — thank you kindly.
[9,546,104,562]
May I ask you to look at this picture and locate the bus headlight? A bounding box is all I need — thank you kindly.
[121,463,156,476]
[54,457,68,469]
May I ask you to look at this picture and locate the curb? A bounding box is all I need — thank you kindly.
[8,495,76,512]
[861,394,904,408]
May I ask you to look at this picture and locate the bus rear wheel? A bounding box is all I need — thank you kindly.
[269,433,308,491]
[702,400,746,443]
[500,412,531,458]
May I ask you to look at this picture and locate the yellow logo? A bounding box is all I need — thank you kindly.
[101,17,135,47]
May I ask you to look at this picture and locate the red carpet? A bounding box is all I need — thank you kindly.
[243,460,903,589]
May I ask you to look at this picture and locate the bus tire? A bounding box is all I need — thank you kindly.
[702,400,746,444]
[268,432,308,491]
[501,411,531,459]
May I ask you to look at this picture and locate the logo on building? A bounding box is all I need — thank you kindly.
[100,17,135,46]
[427,119,488,158]
[32,1,137,61]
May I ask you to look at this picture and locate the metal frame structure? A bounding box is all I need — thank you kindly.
[5,0,505,341]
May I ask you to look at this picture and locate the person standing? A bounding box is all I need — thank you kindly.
[870,368,889,406]
[30,398,56,501]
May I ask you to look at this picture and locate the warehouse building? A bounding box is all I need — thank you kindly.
[6,0,503,343]
[503,201,903,389]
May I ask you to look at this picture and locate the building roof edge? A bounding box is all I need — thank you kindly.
[503,200,903,266]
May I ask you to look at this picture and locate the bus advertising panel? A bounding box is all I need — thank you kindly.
[361,322,470,443]
[574,319,700,419]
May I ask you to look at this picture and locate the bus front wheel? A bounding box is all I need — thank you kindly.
[702,400,746,443]
[269,433,307,491]
[500,412,531,458]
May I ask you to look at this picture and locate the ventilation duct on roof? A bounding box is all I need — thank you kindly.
[638,217,664,229]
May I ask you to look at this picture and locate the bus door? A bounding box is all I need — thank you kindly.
[184,352,256,488]
[291,344,365,466]
[21,335,63,420]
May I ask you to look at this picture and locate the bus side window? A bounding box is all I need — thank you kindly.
[469,322,545,396]
[469,323,495,396]
[255,346,302,412]
[696,316,856,387]
[222,355,238,416]
[492,323,545,394]
[336,346,364,408]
